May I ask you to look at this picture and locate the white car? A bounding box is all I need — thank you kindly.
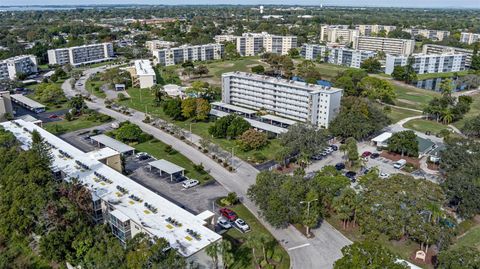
[217,217,232,229]
[234,218,251,233]
[182,179,199,189]
[380,172,390,179]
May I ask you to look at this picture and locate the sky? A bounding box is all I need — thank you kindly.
[0,0,479,8]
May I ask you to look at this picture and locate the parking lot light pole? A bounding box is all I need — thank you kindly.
[300,198,318,237]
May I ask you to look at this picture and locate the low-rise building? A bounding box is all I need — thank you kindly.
[356,25,397,36]
[0,119,222,256]
[0,55,38,80]
[422,44,474,67]
[385,53,467,75]
[214,34,238,43]
[301,44,376,68]
[145,40,176,52]
[127,60,156,89]
[320,25,350,41]
[353,36,415,55]
[214,32,297,56]
[460,32,480,45]
[153,44,224,66]
[11,94,46,113]
[404,28,450,41]
[47,43,114,66]
[221,72,343,128]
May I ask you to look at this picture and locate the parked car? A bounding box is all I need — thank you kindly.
[182,179,199,189]
[393,159,407,169]
[220,208,238,221]
[380,172,390,179]
[48,114,58,119]
[325,147,334,154]
[234,218,251,233]
[370,153,380,159]
[217,217,232,229]
[361,151,372,158]
[335,163,346,170]
[311,155,323,161]
[331,145,338,151]
[345,171,357,180]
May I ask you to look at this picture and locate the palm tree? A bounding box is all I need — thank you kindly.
[206,242,219,269]
[441,109,453,125]
[246,235,260,266]
[439,78,453,98]
[220,240,234,269]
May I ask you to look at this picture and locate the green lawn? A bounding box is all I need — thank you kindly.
[453,93,480,129]
[416,70,470,80]
[198,57,268,85]
[134,139,213,183]
[86,80,107,98]
[224,203,290,269]
[452,223,480,251]
[403,119,448,134]
[393,84,440,110]
[385,106,422,123]
[314,63,349,80]
[44,115,110,135]
[119,88,283,163]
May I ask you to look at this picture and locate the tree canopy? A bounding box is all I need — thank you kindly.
[334,241,408,269]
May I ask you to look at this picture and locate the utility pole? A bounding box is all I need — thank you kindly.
[190,123,193,143]
[300,198,318,237]
[231,147,235,167]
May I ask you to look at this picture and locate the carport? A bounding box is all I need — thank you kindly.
[148,159,185,181]
[89,134,135,156]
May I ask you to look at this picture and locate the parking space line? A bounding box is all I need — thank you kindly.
[287,243,311,251]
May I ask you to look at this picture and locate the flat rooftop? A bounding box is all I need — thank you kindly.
[223,71,343,94]
[11,94,45,109]
[211,101,256,115]
[0,120,221,257]
[89,134,135,154]
[148,159,185,175]
[134,60,155,76]
[261,114,297,126]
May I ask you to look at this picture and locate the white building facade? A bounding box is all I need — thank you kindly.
[353,36,415,55]
[356,25,397,36]
[321,28,359,45]
[153,44,224,66]
[215,32,297,56]
[128,60,156,89]
[47,43,114,66]
[385,53,467,75]
[221,72,343,128]
[403,29,450,41]
[0,55,38,80]
[301,44,376,68]
[422,44,473,67]
[145,40,176,52]
[460,32,480,45]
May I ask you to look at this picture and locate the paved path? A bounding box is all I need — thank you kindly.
[62,71,351,269]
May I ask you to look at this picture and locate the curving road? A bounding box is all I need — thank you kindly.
[62,67,351,269]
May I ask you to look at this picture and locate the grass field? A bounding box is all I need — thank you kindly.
[452,223,480,251]
[453,92,480,129]
[314,63,349,80]
[134,139,213,183]
[197,58,268,85]
[44,115,110,135]
[385,106,422,123]
[225,203,290,269]
[86,80,107,98]
[119,88,283,162]
[393,85,440,110]
[403,119,448,134]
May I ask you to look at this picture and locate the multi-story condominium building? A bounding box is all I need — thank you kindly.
[353,36,415,55]
[1,119,221,257]
[321,28,359,45]
[460,32,480,45]
[215,32,297,56]
[152,43,224,66]
[385,53,467,75]
[221,72,343,128]
[47,43,114,66]
[127,60,157,89]
[301,44,376,68]
[422,44,474,67]
[356,25,397,36]
[145,40,176,52]
[0,55,38,80]
[403,28,450,41]
[320,25,350,41]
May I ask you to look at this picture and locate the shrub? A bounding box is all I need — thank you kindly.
[226,192,239,205]
[212,155,216,159]
[266,249,274,259]
[228,166,234,171]
[253,152,267,163]
[260,260,268,267]
[223,162,228,167]
[164,145,173,154]
[193,163,205,173]
[202,149,208,153]
[272,253,283,263]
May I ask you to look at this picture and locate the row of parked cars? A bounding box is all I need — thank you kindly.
[218,208,251,233]
[311,145,338,160]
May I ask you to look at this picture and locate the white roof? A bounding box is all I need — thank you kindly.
[88,147,119,160]
[372,132,393,143]
[89,134,135,154]
[261,114,297,126]
[196,210,215,221]
[210,109,288,134]
[11,94,45,109]
[211,102,256,115]
[134,59,155,76]
[164,84,186,97]
[0,120,221,257]
[148,159,185,174]
[110,209,130,222]
[17,114,41,123]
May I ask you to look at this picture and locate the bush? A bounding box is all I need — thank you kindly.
[139,133,153,143]
[260,260,268,267]
[202,149,208,153]
[223,162,228,167]
[164,145,173,154]
[226,192,239,205]
[193,163,205,173]
[272,253,283,263]
[253,152,267,163]
[266,249,274,259]
[228,166,234,171]
[212,155,217,159]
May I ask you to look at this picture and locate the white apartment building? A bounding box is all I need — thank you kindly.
[353,36,415,55]
[1,119,221,257]
[221,72,343,128]
[47,43,114,66]
[460,32,480,45]
[214,32,297,56]
[403,28,450,41]
[145,40,176,52]
[385,53,467,75]
[153,44,223,66]
[320,25,350,41]
[301,44,376,68]
[422,44,473,67]
[321,28,359,45]
[356,25,397,36]
[0,55,38,80]
[0,91,13,121]
[127,60,156,89]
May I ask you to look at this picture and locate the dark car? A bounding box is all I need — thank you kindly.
[331,145,338,151]
[370,153,380,159]
[335,163,345,170]
[361,151,372,158]
[345,171,357,180]
[219,208,238,221]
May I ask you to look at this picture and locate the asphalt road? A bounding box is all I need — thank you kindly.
[62,68,352,269]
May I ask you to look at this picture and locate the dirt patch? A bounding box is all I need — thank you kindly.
[216,63,234,68]
[380,151,420,168]
[397,98,418,105]
[427,162,439,170]
[409,248,437,268]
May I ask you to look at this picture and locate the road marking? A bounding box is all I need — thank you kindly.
[287,243,311,251]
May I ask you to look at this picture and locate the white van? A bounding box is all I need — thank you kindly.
[393,159,407,169]
[182,179,199,189]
